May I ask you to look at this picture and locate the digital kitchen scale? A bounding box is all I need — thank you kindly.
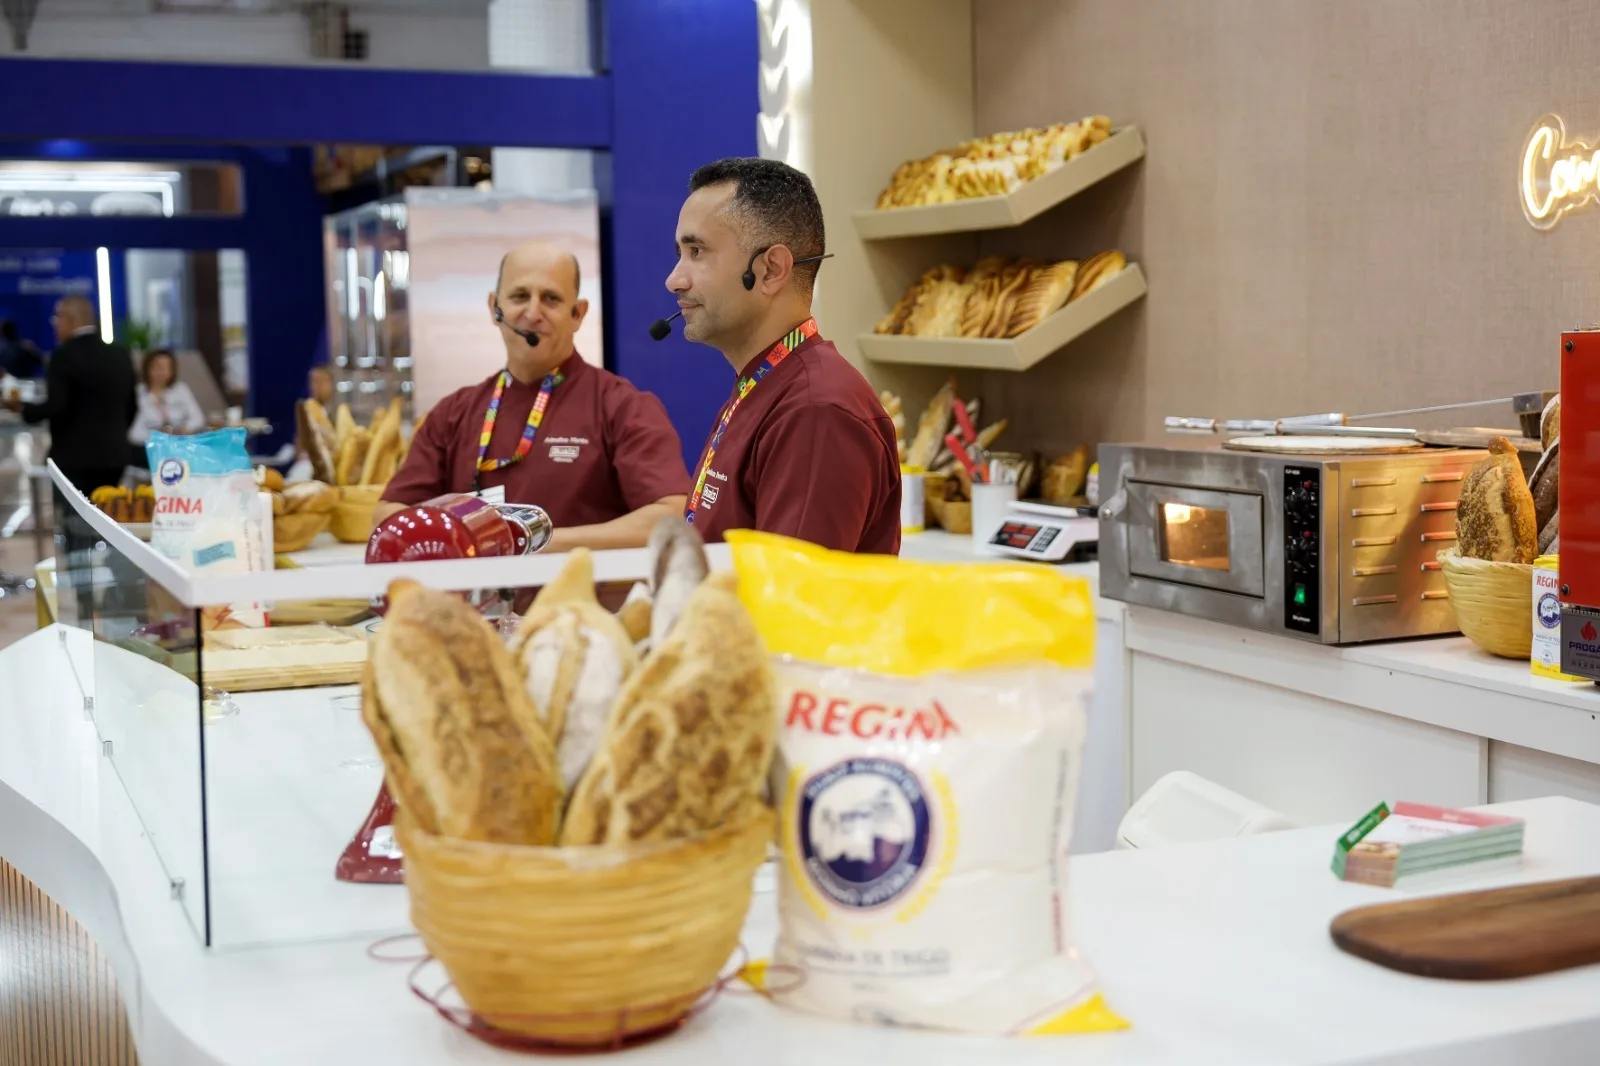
[985,501,1099,562]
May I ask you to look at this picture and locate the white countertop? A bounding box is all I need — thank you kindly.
[283,529,1116,617]
[4,625,1600,1065]
[1123,607,1600,767]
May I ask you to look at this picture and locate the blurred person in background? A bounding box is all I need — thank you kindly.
[4,296,137,626]
[308,364,335,408]
[0,319,43,380]
[128,348,206,463]
[5,295,136,495]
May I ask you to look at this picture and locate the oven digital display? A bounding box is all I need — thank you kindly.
[1160,502,1231,571]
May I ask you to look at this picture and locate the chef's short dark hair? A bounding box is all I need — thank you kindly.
[689,158,826,293]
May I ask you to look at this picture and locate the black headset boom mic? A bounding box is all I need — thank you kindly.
[648,309,684,342]
[493,304,540,347]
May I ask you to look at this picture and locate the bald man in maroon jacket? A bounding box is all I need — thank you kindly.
[667,158,901,554]
[378,240,689,551]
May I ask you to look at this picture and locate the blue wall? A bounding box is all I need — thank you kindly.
[605,0,761,463]
[0,10,759,466]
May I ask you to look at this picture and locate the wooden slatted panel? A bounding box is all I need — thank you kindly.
[0,856,138,1066]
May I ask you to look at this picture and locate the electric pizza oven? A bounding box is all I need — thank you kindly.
[1099,442,1486,644]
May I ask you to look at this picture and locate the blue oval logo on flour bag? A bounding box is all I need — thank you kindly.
[1539,591,1561,629]
[799,758,930,909]
[158,457,186,486]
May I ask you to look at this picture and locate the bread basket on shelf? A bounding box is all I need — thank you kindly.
[1438,548,1532,658]
[396,805,772,1047]
[330,484,383,543]
[272,511,329,553]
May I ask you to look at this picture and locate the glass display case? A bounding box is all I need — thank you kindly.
[322,187,603,426]
[50,468,659,950]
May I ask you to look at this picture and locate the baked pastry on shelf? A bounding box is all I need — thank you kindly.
[873,252,1128,340]
[875,116,1115,210]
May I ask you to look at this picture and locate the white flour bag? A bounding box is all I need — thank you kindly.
[728,531,1125,1037]
[147,428,269,627]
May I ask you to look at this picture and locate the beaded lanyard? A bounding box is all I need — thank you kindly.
[473,369,563,489]
[685,318,818,522]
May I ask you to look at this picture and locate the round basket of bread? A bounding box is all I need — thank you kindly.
[1441,419,1557,659]
[298,398,413,543]
[362,522,776,1048]
[271,480,338,552]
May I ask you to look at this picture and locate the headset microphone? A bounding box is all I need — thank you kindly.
[493,304,540,348]
[648,310,684,342]
[741,248,835,291]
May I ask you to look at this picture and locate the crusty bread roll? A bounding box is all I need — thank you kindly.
[616,598,652,645]
[512,550,640,792]
[254,466,285,493]
[361,400,403,486]
[907,379,956,469]
[1069,250,1127,302]
[362,579,563,845]
[1006,260,1078,337]
[297,400,337,485]
[648,517,710,649]
[281,480,338,515]
[334,403,357,451]
[334,427,370,488]
[1457,437,1539,564]
[560,571,777,846]
[1530,442,1559,543]
[1542,394,1561,452]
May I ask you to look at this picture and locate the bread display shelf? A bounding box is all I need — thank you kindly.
[858,264,1146,371]
[852,126,1146,240]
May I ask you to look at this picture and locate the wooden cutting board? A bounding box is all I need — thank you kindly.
[200,625,370,693]
[1413,428,1539,453]
[270,599,373,627]
[1222,435,1424,454]
[1330,875,1600,979]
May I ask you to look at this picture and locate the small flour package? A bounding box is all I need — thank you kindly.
[147,428,269,626]
[728,531,1125,1037]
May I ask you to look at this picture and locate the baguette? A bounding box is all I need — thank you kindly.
[363,580,563,845]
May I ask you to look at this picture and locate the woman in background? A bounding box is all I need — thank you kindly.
[128,349,206,462]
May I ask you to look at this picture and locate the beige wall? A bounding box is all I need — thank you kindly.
[933,0,1600,455]
[808,0,982,421]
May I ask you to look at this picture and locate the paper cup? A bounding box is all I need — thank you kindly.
[970,481,1017,548]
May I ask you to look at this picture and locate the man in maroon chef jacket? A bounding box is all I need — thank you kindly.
[378,240,690,551]
[667,158,901,553]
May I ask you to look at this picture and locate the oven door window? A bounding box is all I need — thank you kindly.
[1126,482,1265,597]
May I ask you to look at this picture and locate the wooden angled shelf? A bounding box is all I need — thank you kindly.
[851,126,1146,240]
[856,263,1146,371]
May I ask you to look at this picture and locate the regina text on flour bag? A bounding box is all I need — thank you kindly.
[728,531,1126,1037]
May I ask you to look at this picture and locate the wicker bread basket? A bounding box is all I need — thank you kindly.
[1438,548,1532,659]
[933,499,973,534]
[272,511,330,553]
[395,804,773,1047]
[331,485,384,543]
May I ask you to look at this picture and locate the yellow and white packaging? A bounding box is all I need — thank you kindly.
[899,463,925,534]
[728,531,1125,1037]
[1532,554,1584,681]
